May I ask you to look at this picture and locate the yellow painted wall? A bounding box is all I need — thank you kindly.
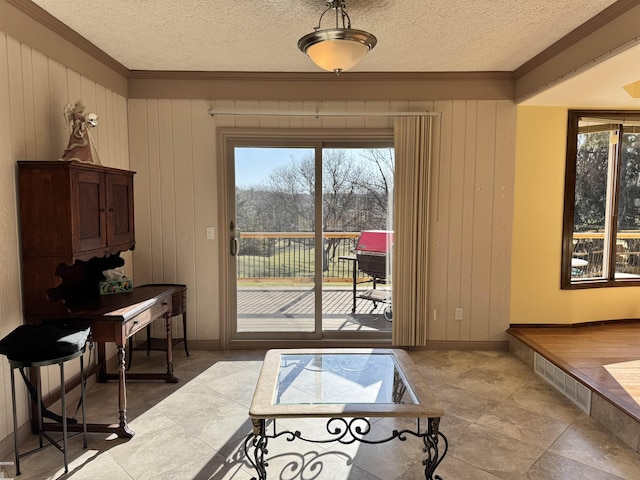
[510,106,640,324]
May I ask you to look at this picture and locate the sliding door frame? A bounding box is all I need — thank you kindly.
[217,127,393,350]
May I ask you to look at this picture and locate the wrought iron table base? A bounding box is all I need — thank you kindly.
[244,416,447,480]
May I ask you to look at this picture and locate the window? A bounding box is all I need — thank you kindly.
[562,111,640,288]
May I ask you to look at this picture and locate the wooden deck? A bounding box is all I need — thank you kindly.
[508,323,640,423]
[236,287,392,332]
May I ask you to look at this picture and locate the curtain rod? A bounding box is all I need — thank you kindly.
[207,108,439,118]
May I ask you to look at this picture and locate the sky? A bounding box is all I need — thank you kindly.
[235,147,313,188]
[234,146,394,189]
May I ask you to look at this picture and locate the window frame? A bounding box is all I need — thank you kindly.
[562,110,640,289]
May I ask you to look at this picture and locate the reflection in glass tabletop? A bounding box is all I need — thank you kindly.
[275,353,417,405]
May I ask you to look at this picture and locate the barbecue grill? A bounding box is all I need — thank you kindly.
[354,230,393,320]
[355,230,393,279]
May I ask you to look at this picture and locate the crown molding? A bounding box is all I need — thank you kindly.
[128,70,514,82]
[4,0,129,78]
[128,72,515,101]
[514,0,640,79]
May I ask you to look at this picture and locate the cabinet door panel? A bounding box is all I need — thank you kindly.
[107,172,135,249]
[18,165,74,255]
[74,169,107,253]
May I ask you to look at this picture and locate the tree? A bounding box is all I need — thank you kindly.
[251,148,394,233]
[355,148,394,227]
[574,131,609,232]
[618,132,640,231]
[234,147,395,270]
[575,130,640,232]
[262,156,315,232]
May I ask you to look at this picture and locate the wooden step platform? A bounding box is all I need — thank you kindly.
[508,322,640,453]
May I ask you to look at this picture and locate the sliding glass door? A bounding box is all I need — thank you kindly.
[227,137,393,342]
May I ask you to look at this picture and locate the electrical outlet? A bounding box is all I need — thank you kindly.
[455,307,463,321]
[206,227,215,240]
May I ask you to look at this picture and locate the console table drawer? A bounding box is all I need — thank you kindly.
[124,295,171,338]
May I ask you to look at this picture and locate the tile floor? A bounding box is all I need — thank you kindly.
[2,349,640,479]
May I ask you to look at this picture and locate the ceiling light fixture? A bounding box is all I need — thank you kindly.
[298,0,377,75]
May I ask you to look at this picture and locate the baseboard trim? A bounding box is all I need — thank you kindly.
[0,421,31,468]
[227,338,392,350]
[185,340,221,351]
[122,340,222,358]
[422,340,508,351]
[225,339,507,351]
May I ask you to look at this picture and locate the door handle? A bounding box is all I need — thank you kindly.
[230,237,239,256]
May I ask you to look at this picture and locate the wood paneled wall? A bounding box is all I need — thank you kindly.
[128,98,516,346]
[429,100,516,342]
[0,32,128,445]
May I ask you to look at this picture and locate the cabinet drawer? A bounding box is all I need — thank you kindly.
[124,294,171,338]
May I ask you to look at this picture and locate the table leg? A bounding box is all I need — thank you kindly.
[104,314,179,385]
[422,417,448,480]
[182,310,190,356]
[242,416,446,479]
[244,418,268,480]
[36,340,134,438]
[36,344,134,439]
[164,313,178,382]
[116,344,135,438]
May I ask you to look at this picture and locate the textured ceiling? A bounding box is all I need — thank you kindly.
[30,0,617,73]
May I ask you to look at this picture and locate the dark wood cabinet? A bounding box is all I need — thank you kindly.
[19,161,134,259]
[18,160,135,316]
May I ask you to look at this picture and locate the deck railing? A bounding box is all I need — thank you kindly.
[237,231,640,282]
[572,231,640,278]
[237,231,366,282]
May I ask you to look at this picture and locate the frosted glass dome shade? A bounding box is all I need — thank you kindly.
[298,28,377,74]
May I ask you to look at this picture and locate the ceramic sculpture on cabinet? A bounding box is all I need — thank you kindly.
[59,100,101,165]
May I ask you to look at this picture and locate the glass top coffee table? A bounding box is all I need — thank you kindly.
[245,348,447,479]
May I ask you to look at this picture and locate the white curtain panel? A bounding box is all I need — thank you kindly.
[392,116,433,347]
